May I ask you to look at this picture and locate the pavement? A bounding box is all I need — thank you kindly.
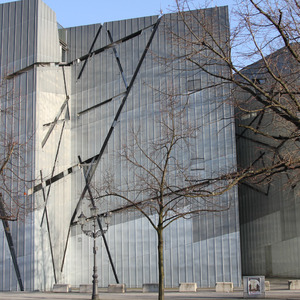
[0,279,299,300]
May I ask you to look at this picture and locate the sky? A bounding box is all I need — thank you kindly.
[0,0,234,28]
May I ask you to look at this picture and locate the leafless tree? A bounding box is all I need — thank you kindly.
[92,92,242,300]
[0,77,33,221]
[167,0,300,189]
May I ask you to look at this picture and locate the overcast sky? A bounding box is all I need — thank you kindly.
[0,0,234,28]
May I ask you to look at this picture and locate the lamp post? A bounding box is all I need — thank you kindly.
[78,206,112,300]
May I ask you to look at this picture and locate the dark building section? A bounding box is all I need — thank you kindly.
[236,46,300,277]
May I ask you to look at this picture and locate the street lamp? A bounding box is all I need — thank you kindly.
[78,206,112,300]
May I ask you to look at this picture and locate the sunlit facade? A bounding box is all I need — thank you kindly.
[0,0,241,291]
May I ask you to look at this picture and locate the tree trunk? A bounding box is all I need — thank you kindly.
[157,226,164,300]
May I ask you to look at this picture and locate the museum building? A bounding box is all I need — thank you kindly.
[3,0,296,291]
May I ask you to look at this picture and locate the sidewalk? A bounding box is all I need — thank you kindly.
[0,289,300,300]
[0,279,299,300]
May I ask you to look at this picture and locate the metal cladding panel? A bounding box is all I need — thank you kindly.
[0,0,37,73]
[238,154,300,276]
[64,6,241,289]
[34,65,72,291]
[105,15,157,41]
[65,23,102,63]
[0,0,60,76]
[0,0,61,291]
[36,0,61,63]
[0,1,241,290]
[5,0,34,72]
[0,67,36,291]
[236,52,300,277]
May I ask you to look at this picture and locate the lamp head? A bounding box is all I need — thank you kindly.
[77,212,87,226]
[90,206,99,218]
[103,212,112,226]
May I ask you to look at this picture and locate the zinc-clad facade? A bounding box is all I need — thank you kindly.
[0,0,70,291]
[0,0,241,291]
[236,49,300,278]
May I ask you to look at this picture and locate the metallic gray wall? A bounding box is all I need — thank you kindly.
[65,6,241,288]
[0,0,60,76]
[236,51,300,277]
[0,69,35,291]
[0,0,242,291]
[237,110,300,277]
[0,0,63,291]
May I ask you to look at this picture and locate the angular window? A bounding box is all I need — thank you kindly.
[187,79,201,92]
[58,25,68,63]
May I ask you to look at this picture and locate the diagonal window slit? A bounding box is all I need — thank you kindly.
[69,23,155,67]
[77,91,126,116]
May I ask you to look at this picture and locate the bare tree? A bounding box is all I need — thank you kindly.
[168,0,300,186]
[92,92,241,300]
[0,77,33,221]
